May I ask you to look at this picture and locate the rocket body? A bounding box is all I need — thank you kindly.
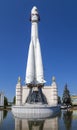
[26,7,45,86]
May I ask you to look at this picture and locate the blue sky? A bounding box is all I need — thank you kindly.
[0,0,77,101]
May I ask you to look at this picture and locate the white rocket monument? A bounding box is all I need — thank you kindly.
[25,6,46,86]
[12,7,60,117]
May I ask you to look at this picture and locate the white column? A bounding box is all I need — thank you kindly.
[16,77,22,105]
[51,77,58,106]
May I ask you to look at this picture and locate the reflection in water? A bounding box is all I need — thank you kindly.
[28,120,44,130]
[72,110,77,120]
[0,111,3,125]
[1,110,77,130]
[3,110,8,119]
[0,110,8,125]
[15,116,59,130]
[63,110,73,130]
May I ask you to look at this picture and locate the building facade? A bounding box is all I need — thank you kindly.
[15,115,59,130]
[16,76,58,106]
[71,95,77,105]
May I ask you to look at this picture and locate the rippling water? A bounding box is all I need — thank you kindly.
[0,110,77,130]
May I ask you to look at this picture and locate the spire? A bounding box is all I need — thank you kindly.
[52,76,56,83]
[17,76,21,84]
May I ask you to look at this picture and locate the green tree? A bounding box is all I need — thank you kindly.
[62,84,72,106]
[58,96,61,104]
[63,111,72,130]
[3,110,8,119]
[4,96,8,106]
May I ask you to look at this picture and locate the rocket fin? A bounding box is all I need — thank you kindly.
[26,41,35,84]
[35,39,46,84]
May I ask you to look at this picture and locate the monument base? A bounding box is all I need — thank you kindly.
[12,103,60,119]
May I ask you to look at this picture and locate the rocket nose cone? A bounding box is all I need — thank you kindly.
[30,6,40,22]
[31,6,38,14]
